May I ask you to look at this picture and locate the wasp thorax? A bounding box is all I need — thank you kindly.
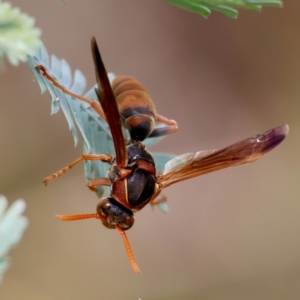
[125,114,155,141]
[97,197,134,230]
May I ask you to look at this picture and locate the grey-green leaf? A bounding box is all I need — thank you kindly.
[0,196,28,283]
[165,0,283,18]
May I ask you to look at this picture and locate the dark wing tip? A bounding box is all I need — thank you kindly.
[91,37,101,92]
[261,124,289,154]
[91,37,99,67]
[91,37,98,58]
[275,124,289,137]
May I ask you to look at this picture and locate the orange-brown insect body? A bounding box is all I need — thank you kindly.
[112,76,157,141]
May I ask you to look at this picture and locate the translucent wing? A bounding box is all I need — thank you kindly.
[151,153,176,174]
[157,125,289,189]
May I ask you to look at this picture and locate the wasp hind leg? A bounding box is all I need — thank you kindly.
[149,114,178,138]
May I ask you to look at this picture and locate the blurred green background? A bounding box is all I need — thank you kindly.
[0,0,299,299]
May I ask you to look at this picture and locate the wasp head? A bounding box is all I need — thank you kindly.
[97,197,134,230]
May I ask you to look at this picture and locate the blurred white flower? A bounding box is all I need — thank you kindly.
[0,1,41,66]
[0,195,28,282]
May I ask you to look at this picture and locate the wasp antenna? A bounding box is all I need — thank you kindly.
[115,226,141,274]
[56,213,101,221]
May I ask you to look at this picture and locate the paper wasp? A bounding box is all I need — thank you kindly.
[35,38,288,274]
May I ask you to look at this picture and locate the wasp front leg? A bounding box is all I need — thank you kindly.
[43,154,113,185]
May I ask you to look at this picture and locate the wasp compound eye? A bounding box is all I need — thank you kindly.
[97,198,134,230]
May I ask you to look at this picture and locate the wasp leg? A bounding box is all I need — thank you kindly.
[35,65,107,121]
[150,195,168,213]
[88,169,132,194]
[156,114,178,126]
[150,195,167,205]
[149,114,178,138]
[87,177,111,192]
[43,154,113,185]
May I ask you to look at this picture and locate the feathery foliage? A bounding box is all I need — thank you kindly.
[58,0,282,19]
[0,195,28,283]
[0,1,41,66]
[165,0,283,18]
[27,43,173,212]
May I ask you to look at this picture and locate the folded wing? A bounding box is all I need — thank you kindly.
[91,37,127,169]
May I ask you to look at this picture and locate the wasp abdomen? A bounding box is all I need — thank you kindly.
[112,76,157,141]
[112,76,147,95]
